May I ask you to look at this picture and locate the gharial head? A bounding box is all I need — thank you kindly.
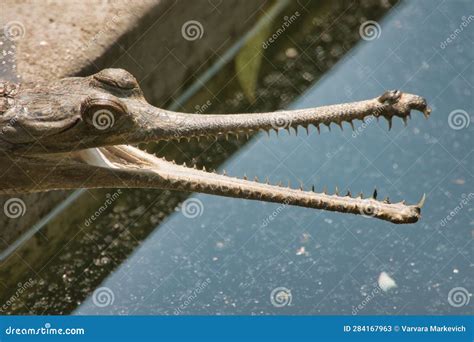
[1,68,181,153]
[0,68,430,224]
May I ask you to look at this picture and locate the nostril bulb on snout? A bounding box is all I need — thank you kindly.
[378,90,402,105]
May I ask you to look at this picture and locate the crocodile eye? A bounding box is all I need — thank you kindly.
[81,97,128,131]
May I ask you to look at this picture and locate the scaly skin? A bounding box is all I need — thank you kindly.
[0,69,431,224]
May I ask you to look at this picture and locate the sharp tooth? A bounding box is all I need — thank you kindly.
[349,121,355,131]
[384,197,390,203]
[316,125,321,134]
[254,176,259,182]
[357,192,363,199]
[346,189,352,197]
[243,174,248,180]
[402,116,408,126]
[387,117,392,131]
[265,177,269,184]
[417,193,426,208]
[335,186,339,196]
[277,181,283,187]
[305,126,309,135]
[373,188,377,199]
[338,122,343,131]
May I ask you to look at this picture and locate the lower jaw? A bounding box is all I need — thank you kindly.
[71,145,422,224]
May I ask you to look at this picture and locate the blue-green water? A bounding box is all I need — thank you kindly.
[76,1,473,315]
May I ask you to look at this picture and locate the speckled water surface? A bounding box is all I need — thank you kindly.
[74,0,473,315]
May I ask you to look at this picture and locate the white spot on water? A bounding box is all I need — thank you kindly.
[378,271,397,292]
[296,246,308,256]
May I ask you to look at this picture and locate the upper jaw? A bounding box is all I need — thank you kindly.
[9,90,430,154]
[126,91,431,144]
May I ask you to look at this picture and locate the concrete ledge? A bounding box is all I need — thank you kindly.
[0,0,267,249]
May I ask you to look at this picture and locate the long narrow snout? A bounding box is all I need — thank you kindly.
[127,91,430,144]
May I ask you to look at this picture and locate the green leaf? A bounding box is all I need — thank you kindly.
[235,18,273,103]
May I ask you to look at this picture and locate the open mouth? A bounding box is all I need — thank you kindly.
[70,89,430,225]
[2,67,431,224]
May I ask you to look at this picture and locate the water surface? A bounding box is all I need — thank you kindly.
[76,0,473,315]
